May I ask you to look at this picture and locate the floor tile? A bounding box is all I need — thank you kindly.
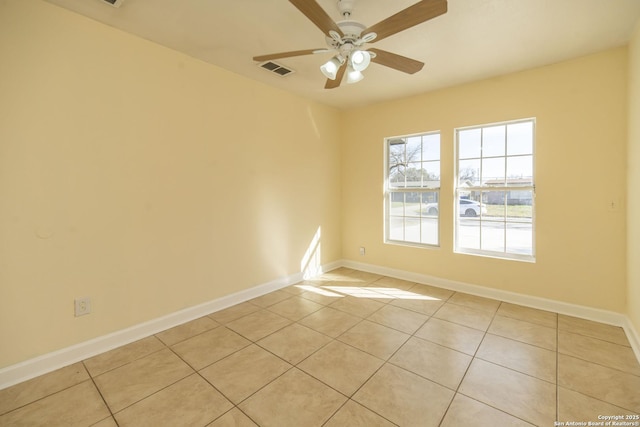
[348,271,383,283]
[476,333,556,383]
[225,309,291,341]
[323,281,389,296]
[298,287,346,305]
[266,295,324,321]
[114,374,232,427]
[93,348,193,412]
[257,323,331,364]
[441,394,534,427]
[248,290,292,308]
[239,368,346,427]
[558,354,640,412]
[459,359,557,426]
[324,400,395,427]
[448,292,501,312]
[371,276,417,290]
[558,387,637,423]
[199,344,291,404]
[171,326,251,370]
[497,302,557,328]
[389,296,444,316]
[558,315,630,346]
[298,306,361,338]
[390,337,472,390]
[414,317,485,355]
[155,316,219,346]
[407,282,455,300]
[207,302,261,324]
[298,340,384,396]
[488,315,557,350]
[353,363,454,427]
[338,320,410,360]
[83,336,165,377]
[281,281,318,295]
[329,296,386,318]
[207,408,258,427]
[0,381,110,427]
[433,302,495,331]
[366,304,429,334]
[558,330,640,375]
[0,362,89,415]
[92,417,119,427]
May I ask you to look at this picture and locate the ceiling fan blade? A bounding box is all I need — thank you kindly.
[253,49,326,62]
[369,48,424,74]
[324,65,346,89]
[363,0,447,43]
[289,0,343,38]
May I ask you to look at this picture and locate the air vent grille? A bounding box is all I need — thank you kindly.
[259,61,294,77]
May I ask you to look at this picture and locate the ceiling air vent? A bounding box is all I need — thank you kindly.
[99,0,124,7]
[259,61,294,77]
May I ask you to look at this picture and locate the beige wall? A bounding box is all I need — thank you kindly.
[342,48,628,312]
[628,22,640,334]
[0,1,342,368]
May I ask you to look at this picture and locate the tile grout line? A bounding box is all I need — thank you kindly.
[83,360,120,427]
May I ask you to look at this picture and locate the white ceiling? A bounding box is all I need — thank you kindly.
[45,0,640,109]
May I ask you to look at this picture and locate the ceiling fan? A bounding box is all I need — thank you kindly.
[253,0,447,89]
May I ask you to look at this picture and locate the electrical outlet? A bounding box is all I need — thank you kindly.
[74,297,91,317]
[359,247,366,256]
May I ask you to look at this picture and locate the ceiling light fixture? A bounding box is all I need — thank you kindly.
[349,50,371,72]
[320,56,344,80]
[345,66,363,84]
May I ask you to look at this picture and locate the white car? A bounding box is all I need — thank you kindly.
[424,199,487,217]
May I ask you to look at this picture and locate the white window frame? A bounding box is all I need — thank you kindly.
[454,118,536,262]
[384,131,441,248]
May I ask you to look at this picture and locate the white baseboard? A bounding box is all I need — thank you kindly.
[0,263,344,390]
[2,258,638,389]
[342,259,640,363]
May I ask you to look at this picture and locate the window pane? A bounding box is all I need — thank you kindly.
[482,125,505,157]
[506,190,533,220]
[458,219,480,249]
[406,162,422,187]
[389,217,404,241]
[405,218,421,243]
[422,161,440,188]
[406,137,422,162]
[484,191,505,218]
[507,122,533,155]
[389,193,404,216]
[405,192,421,217]
[506,222,533,255]
[423,133,440,161]
[459,159,480,186]
[459,128,481,159]
[482,157,505,184]
[389,164,405,188]
[507,155,533,181]
[421,217,438,245]
[481,221,505,252]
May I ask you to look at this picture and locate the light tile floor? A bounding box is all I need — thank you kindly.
[1,268,639,426]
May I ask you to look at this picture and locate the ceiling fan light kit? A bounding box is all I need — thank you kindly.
[253,0,448,89]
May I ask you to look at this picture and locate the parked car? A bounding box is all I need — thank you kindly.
[424,199,487,217]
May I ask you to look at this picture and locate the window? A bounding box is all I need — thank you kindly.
[455,119,535,261]
[385,132,440,247]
